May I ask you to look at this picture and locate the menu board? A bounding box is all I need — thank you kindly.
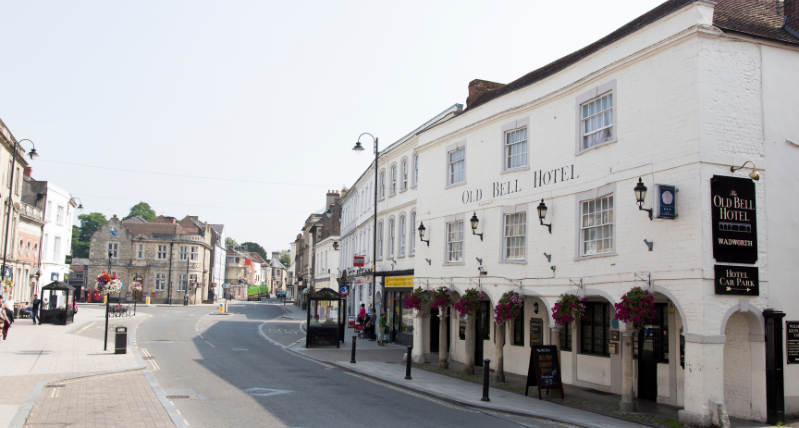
[524,345,564,399]
[787,321,799,365]
[529,318,543,347]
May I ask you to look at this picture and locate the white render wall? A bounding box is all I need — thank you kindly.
[41,182,74,284]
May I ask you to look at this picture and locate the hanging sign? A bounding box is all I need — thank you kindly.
[384,276,413,288]
[655,185,677,219]
[787,321,799,364]
[353,256,365,267]
[711,175,757,264]
[525,346,564,399]
[714,265,759,295]
[339,285,349,295]
[529,318,543,347]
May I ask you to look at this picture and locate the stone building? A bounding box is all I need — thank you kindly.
[292,190,341,305]
[86,214,214,304]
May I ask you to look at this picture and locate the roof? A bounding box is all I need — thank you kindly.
[249,252,268,264]
[465,0,798,112]
[42,281,74,290]
[122,216,147,223]
[270,258,287,270]
[125,222,190,237]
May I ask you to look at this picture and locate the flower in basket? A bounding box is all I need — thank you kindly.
[403,287,430,311]
[613,286,656,328]
[431,286,453,311]
[1,278,13,292]
[552,293,587,325]
[129,282,143,292]
[454,288,485,318]
[96,271,122,295]
[494,291,523,325]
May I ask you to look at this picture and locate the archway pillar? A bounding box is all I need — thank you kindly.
[678,337,726,427]
[620,330,636,412]
[412,309,430,363]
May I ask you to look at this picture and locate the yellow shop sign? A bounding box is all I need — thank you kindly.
[384,276,414,288]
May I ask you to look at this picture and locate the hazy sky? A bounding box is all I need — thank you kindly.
[1,0,663,253]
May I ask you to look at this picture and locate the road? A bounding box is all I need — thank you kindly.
[129,300,579,428]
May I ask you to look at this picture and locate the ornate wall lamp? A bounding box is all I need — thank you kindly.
[634,178,653,220]
[469,213,483,241]
[730,160,760,180]
[417,222,430,246]
[536,199,552,233]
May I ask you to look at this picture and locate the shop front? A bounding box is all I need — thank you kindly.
[383,274,414,347]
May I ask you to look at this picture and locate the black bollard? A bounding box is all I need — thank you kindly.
[405,346,413,380]
[350,335,357,364]
[481,359,491,402]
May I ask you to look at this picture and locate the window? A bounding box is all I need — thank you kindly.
[413,154,419,186]
[46,202,52,222]
[410,211,416,255]
[390,165,397,196]
[388,218,395,258]
[560,323,573,352]
[581,303,610,356]
[377,221,383,259]
[633,304,669,362]
[107,242,118,259]
[576,80,616,153]
[446,221,464,262]
[190,274,198,285]
[401,159,408,191]
[512,306,524,346]
[503,212,527,260]
[179,245,188,261]
[399,215,406,256]
[379,170,385,199]
[155,273,166,291]
[190,246,199,261]
[137,244,144,259]
[53,236,61,262]
[581,195,614,256]
[26,241,30,255]
[505,127,528,170]
[448,147,465,185]
[18,239,23,255]
[157,245,168,260]
[177,275,187,291]
[56,206,64,225]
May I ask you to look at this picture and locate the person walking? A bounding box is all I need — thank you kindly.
[2,301,14,340]
[367,305,376,341]
[32,294,41,325]
[0,298,7,340]
[377,311,387,346]
[357,303,367,339]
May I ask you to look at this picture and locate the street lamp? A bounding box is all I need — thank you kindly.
[1,139,38,285]
[537,199,552,233]
[70,197,84,210]
[132,274,143,315]
[634,178,653,220]
[730,160,760,180]
[353,133,379,325]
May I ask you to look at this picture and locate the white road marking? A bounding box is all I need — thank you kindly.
[205,341,216,348]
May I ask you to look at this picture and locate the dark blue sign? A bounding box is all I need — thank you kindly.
[339,285,349,295]
[656,185,677,219]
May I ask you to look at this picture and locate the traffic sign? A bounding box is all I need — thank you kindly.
[339,285,349,295]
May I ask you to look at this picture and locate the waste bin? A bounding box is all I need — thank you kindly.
[115,326,127,354]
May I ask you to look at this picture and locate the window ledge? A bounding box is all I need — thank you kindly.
[501,165,530,175]
[575,138,617,156]
[398,254,406,259]
[499,259,527,264]
[579,352,611,358]
[389,193,397,198]
[446,181,467,190]
[442,262,465,266]
[411,184,418,189]
[574,251,617,262]
[400,189,408,194]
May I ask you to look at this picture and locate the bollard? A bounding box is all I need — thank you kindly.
[405,346,413,380]
[350,335,357,364]
[481,359,491,401]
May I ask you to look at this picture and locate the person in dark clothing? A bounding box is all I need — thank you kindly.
[32,294,41,325]
[3,302,14,340]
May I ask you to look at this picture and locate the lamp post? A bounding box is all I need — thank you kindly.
[132,274,142,315]
[352,133,379,321]
[1,139,38,285]
[184,254,190,306]
[104,251,111,351]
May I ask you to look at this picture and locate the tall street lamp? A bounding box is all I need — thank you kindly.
[1,139,38,285]
[104,251,112,351]
[184,253,190,306]
[352,133,379,316]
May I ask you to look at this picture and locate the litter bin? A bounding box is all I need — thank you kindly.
[115,326,127,354]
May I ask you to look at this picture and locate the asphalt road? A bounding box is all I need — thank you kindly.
[132,300,578,428]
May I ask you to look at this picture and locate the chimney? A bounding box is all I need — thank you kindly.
[466,79,505,109]
[786,0,799,38]
[326,190,338,209]
[272,251,279,261]
[23,166,32,178]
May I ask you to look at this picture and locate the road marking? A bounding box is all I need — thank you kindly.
[141,348,160,371]
[343,372,480,414]
[205,341,216,348]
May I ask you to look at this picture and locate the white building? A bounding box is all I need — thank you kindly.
[313,235,339,291]
[340,0,799,425]
[209,224,226,301]
[38,182,76,284]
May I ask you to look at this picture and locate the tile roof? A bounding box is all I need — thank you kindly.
[465,0,797,112]
[249,252,268,264]
[125,222,189,237]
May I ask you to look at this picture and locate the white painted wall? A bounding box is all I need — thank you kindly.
[41,182,74,284]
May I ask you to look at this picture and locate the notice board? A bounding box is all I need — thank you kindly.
[525,345,564,399]
[788,321,799,365]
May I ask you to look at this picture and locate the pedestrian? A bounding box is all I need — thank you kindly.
[3,301,14,340]
[32,294,41,324]
[378,311,387,346]
[72,300,78,318]
[367,305,376,341]
[357,303,367,338]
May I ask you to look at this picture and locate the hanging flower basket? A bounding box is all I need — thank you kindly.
[2,279,13,293]
[96,272,122,295]
[613,286,656,328]
[431,286,453,312]
[129,282,143,292]
[552,293,587,326]
[494,291,523,325]
[403,287,430,311]
[455,288,485,318]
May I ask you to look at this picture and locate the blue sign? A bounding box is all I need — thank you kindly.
[656,184,677,219]
[339,285,349,295]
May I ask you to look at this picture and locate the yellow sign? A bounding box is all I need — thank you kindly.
[384,276,414,288]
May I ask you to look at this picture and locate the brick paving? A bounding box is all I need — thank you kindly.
[25,370,173,428]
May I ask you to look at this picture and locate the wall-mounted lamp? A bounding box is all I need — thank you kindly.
[533,302,539,314]
[634,178,653,220]
[425,258,431,265]
[730,160,760,181]
[418,222,430,247]
[643,239,654,251]
[543,253,551,263]
[333,242,339,250]
[470,213,483,241]
[476,257,482,265]
[536,199,552,234]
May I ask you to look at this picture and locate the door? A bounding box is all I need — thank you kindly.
[475,301,490,366]
[638,324,661,401]
[430,308,440,352]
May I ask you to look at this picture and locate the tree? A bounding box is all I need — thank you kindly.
[241,242,267,260]
[225,237,237,248]
[279,250,291,266]
[123,202,156,222]
[77,212,108,242]
[71,226,90,258]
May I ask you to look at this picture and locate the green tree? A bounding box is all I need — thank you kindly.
[279,250,291,266]
[241,242,267,260]
[225,237,237,248]
[123,202,156,222]
[71,226,90,258]
[78,212,108,242]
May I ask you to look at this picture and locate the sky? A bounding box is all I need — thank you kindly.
[0,0,664,253]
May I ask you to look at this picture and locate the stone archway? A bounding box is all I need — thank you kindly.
[720,303,767,422]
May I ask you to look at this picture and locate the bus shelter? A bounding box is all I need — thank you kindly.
[306,288,344,348]
[40,281,76,325]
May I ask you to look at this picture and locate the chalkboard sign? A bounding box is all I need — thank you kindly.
[787,321,799,365]
[529,318,543,347]
[524,345,564,399]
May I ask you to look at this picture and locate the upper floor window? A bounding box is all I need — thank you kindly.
[157,245,168,260]
[446,221,464,263]
[179,245,189,261]
[177,274,187,292]
[401,159,408,191]
[155,273,166,291]
[576,80,617,154]
[377,221,384,260]
[413,154,419,186]
[410,211,416,255]
[190,246,199,261]
[137,244,144,259]
[379,170,386,200]
[399,215,406,257]
[581,195,614,257]
[390,165,397,196]
[448,147,465,186]
[503,211,527,261]
[53,236,61,262]
[46,201,52,222]
[388,218,395,258]
[505,127,528,170]
[107,242,118,259]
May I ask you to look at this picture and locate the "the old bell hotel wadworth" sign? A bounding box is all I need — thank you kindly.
[711,175,759,295]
